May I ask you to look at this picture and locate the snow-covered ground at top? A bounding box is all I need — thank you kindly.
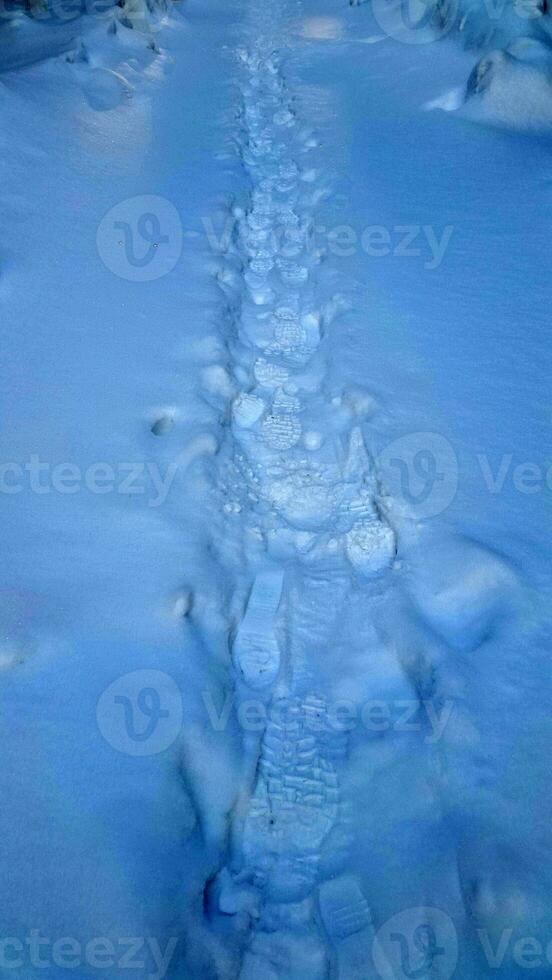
[1,0,551,977]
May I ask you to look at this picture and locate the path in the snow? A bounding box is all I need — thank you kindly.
[198,3,401,976]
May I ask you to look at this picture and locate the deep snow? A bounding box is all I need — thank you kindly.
[1,0,552,978]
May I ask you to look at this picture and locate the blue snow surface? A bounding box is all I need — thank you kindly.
[1,0,551,976]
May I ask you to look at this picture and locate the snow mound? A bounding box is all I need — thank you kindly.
[463,46,552,128]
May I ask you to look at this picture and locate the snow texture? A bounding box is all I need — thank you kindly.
[1,0,551,977]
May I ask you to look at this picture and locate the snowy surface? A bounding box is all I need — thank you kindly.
[1,0,552,977]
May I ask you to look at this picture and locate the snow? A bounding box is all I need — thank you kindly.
[1,0,552,977]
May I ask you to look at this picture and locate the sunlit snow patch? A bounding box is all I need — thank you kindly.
[298,17,344,41]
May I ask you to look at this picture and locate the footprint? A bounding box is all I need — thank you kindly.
[279,161,300,181]
[246,208,273,232]
[276,259,309,285]
[262,412,302,450]
[270,318,315,362]
[318,876,376,979]
[281,229,306,258]
[277,208,301,229]
[263,464,340,531]
[243,695,342,875]
[272,387,301,415]
[269,314,307,356]
[232,569,284,689]
[249,257,275,278]
[345,519,396,578]
[253,359,290,389]
[232,393,266,429]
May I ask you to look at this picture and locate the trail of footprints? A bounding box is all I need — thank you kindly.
[206,16,395,978]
